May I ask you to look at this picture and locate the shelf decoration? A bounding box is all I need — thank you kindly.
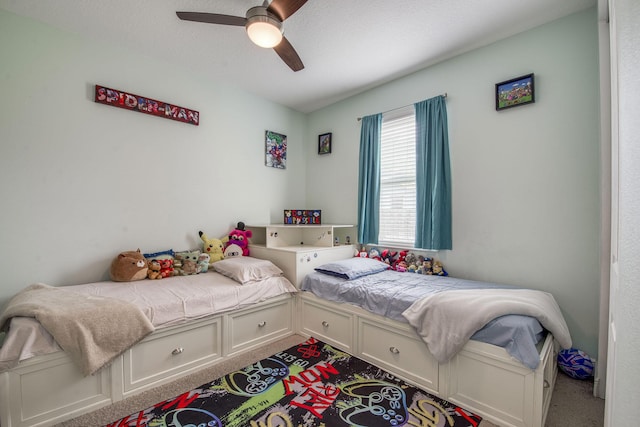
[265,130,287,169]
[94,84,199,125]
[284,209,321,224]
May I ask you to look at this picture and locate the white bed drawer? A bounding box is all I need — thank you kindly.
[123,316,222,394]
[358,318,439,393]
[227,297,293,354]
[299,296,354,352]
[0,352,112,427]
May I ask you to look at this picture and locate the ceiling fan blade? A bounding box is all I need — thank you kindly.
[267,0,308,21]
[176,12,246,26]
[273,36,304,72]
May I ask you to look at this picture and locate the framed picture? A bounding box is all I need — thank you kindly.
[265,130,287,169]
[495,73,535,111]
[318,132,332,155]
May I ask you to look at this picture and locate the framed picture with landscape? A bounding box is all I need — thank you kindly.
[495,73,535,111]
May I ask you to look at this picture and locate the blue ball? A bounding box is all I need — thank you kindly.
[557,348,594,380]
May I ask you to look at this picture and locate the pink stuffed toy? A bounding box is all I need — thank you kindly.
[224,222,252,257]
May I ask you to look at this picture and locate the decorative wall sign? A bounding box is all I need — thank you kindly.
[94,84,199,125]
[284,209,321,224]
[318,132,332,154]
[495,73,535,111]
[265,130,287,169]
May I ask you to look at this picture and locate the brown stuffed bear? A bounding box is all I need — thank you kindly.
[147,259,162,280]
[110,249,148,282]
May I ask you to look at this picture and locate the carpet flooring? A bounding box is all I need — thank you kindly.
[59,334,605,427]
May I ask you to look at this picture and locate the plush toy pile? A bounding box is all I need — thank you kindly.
[356,246,448,276]
[109,222,251,282]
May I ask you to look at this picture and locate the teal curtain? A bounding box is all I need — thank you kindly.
[414,96,452,249]
[357,114,382,244]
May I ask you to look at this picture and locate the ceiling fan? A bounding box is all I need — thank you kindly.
[176,0,307,72]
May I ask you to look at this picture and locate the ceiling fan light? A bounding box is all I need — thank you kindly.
[246,13,283,48]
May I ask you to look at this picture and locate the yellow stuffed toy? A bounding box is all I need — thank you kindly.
[198,231,226,266]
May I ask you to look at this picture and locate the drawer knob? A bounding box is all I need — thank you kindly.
[322,321,329,327]
[389,346,400,354]
[171,347,184,355]
[258,321,267,327]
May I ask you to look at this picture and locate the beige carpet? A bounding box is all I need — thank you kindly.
[59,334,604,427]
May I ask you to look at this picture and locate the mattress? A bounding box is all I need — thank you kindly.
[301,270,546,369]
[0,272,297,372]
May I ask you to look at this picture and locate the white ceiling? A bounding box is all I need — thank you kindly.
[0,0,595,113]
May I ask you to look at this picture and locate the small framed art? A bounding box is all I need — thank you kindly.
[318,132,332,155]
[495,73,535,111]
[265,130,287,169]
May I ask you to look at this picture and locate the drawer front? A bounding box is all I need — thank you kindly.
[3,353,111,427]
[124,318,221,392]
[300,298,354,352]
[228,299,293,353]
[359,319,439,392]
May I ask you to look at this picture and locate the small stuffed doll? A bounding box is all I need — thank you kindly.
[198,231,225,265]
[147,259,162,280]
[224,222,252,257]
[432,260,448,276]
[110,249,148,282]
[404,252,419,271]
[197,253,211,273]
[175,250,200,275]
[368,247,382,261]
[158,258,174,278]
[380,249,397,266]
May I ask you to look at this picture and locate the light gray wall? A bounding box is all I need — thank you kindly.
[0,9,307,308]
[306,9,601,357]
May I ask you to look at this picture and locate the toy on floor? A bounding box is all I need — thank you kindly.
[557,348,594,380]
[110,249,148,282]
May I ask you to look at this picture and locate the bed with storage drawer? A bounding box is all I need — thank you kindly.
[0,257,297,427]
[294,257,571,427]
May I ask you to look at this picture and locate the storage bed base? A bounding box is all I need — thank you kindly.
[297,292,558,427]
[0,295,294,427]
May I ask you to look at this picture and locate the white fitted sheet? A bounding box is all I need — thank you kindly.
[0,272,297,372]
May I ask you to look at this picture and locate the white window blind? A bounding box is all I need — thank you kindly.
[379,107,416,247]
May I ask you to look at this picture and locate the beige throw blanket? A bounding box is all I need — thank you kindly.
[0,283,155,376]
[402,288,572,365]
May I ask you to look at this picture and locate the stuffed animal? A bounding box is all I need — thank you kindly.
[355,246,369,258]
[393,250,408,271]
[404,252,419,269]
[158,258,174,278]
[110,249,148,282]
[380,249,397,266]
[197,253,211,273]
[147,259,162,279]
[368,247,382,261]
[198,231,225,265]
[224,222,252,257]
[432,260,448,276]
[175,250,200,275]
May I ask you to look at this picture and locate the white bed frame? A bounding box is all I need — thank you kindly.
[0,248,558,427]
[297,291,558,427]
[0,294,295,427]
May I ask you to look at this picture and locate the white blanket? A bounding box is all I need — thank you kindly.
[402,288,572,365]
[0,283,155,376]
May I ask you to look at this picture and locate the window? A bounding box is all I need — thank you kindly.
[378,107,416,247]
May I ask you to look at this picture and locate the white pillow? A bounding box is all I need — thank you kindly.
[315,257,389,280]
[212,256,283,284]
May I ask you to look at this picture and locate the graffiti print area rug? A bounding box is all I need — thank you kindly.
[106,337,482,427]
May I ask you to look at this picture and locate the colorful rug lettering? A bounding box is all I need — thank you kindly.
[106,337,482,427]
